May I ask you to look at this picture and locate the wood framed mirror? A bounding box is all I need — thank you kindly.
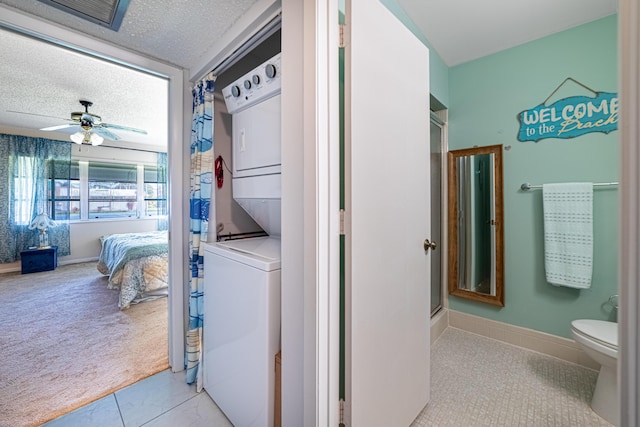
[447,144,504,307]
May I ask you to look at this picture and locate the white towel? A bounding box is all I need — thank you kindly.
[542,182,593,289]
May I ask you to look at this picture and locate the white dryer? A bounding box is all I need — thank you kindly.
[225,52,281,237]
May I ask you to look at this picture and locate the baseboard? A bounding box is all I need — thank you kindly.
[58,257,99,266]
[0,257,99,275]
[448,309,600,370]
[430,308,449,344]
[0,262,20,274]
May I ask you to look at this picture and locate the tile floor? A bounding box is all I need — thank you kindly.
[411,328,613,427]
[42,370,232,427]
[44,327,613,427]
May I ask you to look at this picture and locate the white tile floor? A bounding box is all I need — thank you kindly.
[412,328,612,427]
[42,370,232,427]
[44,327,612,427]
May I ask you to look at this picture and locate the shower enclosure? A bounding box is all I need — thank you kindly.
[430,115,444,316]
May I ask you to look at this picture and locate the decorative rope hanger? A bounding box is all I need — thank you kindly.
[542,77,599,106]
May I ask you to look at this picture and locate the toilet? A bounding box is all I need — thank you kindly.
[571,319,618,425]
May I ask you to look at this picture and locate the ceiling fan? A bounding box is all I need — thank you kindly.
[40,100,148,146]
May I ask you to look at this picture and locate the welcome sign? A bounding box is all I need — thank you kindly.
[517,92,618,142]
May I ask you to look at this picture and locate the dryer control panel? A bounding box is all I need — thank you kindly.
[222,53,281,115]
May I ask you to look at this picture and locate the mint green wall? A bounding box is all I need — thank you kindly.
[448,15,619,338]
[380,0,449,107]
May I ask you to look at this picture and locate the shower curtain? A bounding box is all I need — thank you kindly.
[185,73,216,390]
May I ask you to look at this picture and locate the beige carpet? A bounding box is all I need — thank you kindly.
[0,262,169,427]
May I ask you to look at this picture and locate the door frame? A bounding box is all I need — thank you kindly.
[0,5,187,371]
[292,0,341,424]
[618,1,640,426]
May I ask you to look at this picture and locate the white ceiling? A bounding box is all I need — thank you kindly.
[0,0,260,69]
[399,0,618,66]
[0,27,169,150]
[0,0,619,150]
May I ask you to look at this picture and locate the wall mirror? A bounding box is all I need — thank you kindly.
[448,144,504,307]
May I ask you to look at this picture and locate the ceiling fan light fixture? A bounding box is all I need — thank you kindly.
[70,131,84,144]
[40,100,146,144]
[70,130,102,145]
[90,133,104,146]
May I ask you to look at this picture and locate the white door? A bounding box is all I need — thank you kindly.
[345,0,431,425]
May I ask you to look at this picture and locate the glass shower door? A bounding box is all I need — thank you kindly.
[430,118,443,316]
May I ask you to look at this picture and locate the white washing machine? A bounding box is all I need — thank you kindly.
[203,237,280,426]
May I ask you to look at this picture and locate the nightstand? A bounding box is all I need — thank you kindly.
[20,246,58,274]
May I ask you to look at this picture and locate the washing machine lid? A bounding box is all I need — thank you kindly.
[571,319,618,348]
[207,236,281,271]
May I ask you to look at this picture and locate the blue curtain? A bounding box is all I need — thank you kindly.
[0,134,71,263]
[185,73,215,389]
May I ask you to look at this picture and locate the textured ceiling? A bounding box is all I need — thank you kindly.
[0,0,260,69]
[0,27,169,149]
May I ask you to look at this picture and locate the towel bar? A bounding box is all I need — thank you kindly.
[520,182,619,191]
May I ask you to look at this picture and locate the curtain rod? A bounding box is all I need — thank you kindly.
[520,182,619,191]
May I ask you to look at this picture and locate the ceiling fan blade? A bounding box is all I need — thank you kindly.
[6,110,70,121]
[41,124,76,131]
[93,127,121,141]
[100,122,148,134]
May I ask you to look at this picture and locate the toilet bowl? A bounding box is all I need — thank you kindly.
[571,319,618,426]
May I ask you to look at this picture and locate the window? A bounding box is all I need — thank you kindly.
[144,165,167,217]
[88,162,137,219]
[46,159,166,221]
[48,161,80,221]
[13,156,35,225]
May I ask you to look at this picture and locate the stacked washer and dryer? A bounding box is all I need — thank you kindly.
[203,53,282,427]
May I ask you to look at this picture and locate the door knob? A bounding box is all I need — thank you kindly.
[424,239,437,252]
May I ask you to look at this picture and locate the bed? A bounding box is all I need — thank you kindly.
[97,230,169,309]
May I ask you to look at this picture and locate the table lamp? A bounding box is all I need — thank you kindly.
[28,212,57,248]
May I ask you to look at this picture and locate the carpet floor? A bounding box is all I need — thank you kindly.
[0,262,169,427]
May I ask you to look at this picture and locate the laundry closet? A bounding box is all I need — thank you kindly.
[202,28,282,427]
[198,0,433,425]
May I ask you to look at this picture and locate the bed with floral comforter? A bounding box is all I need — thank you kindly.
[97,230,168,309]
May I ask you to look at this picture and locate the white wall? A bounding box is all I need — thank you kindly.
[66,219,159,261]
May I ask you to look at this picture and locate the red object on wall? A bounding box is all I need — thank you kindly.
[215,156,224,188]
